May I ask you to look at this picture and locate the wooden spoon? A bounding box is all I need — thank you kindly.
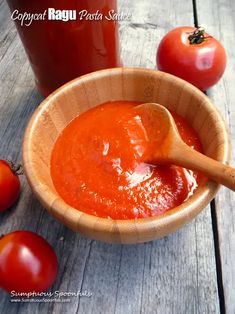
[136,103,235,191]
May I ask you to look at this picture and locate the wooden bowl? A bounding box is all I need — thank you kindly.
[23,68,230,244]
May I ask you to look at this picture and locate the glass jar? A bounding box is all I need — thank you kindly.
[7,0,121,96]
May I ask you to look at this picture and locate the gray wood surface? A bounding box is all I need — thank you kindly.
[196,0,235,313]
[1,0,233,313]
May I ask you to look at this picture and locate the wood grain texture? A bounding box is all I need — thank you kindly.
[196,0,235,312]
[0,0,222,313]
[22,67,230,244]
[137,102,235,190]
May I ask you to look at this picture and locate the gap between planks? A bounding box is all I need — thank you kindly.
[192,0,226,312]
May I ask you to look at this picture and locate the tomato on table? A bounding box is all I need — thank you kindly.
[157,26,226,90]
[0,231,58,293]
[0,160,21,212]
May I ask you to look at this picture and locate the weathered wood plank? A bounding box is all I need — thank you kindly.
[196,0,235,312]
[0,0,17,62]
[0,1,220,313]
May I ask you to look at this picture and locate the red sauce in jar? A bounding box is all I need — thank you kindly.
[51,101,204,219]
[7,0,121,96]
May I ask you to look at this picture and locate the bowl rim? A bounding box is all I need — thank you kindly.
[22,67,231,239]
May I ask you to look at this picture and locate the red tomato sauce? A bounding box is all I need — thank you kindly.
[51,101,204,219]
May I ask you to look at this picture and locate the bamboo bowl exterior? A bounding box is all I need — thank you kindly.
[23,68,230,244]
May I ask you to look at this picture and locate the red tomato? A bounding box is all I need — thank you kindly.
[0,160,21,212]
[157,26,226,90]
[0,231,58,293]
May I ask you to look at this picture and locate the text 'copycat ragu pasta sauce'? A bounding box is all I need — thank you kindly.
[6,0,121,96]
[51,101,205,220]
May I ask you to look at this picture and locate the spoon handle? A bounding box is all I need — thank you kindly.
[173,144,235,191]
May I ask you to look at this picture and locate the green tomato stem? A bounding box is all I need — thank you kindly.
[188,27,207,44]
[7,160,24,176]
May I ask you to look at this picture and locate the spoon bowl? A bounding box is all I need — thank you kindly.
[22,67,230,243]
[137,103,235,191]
[135,103,179,163]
